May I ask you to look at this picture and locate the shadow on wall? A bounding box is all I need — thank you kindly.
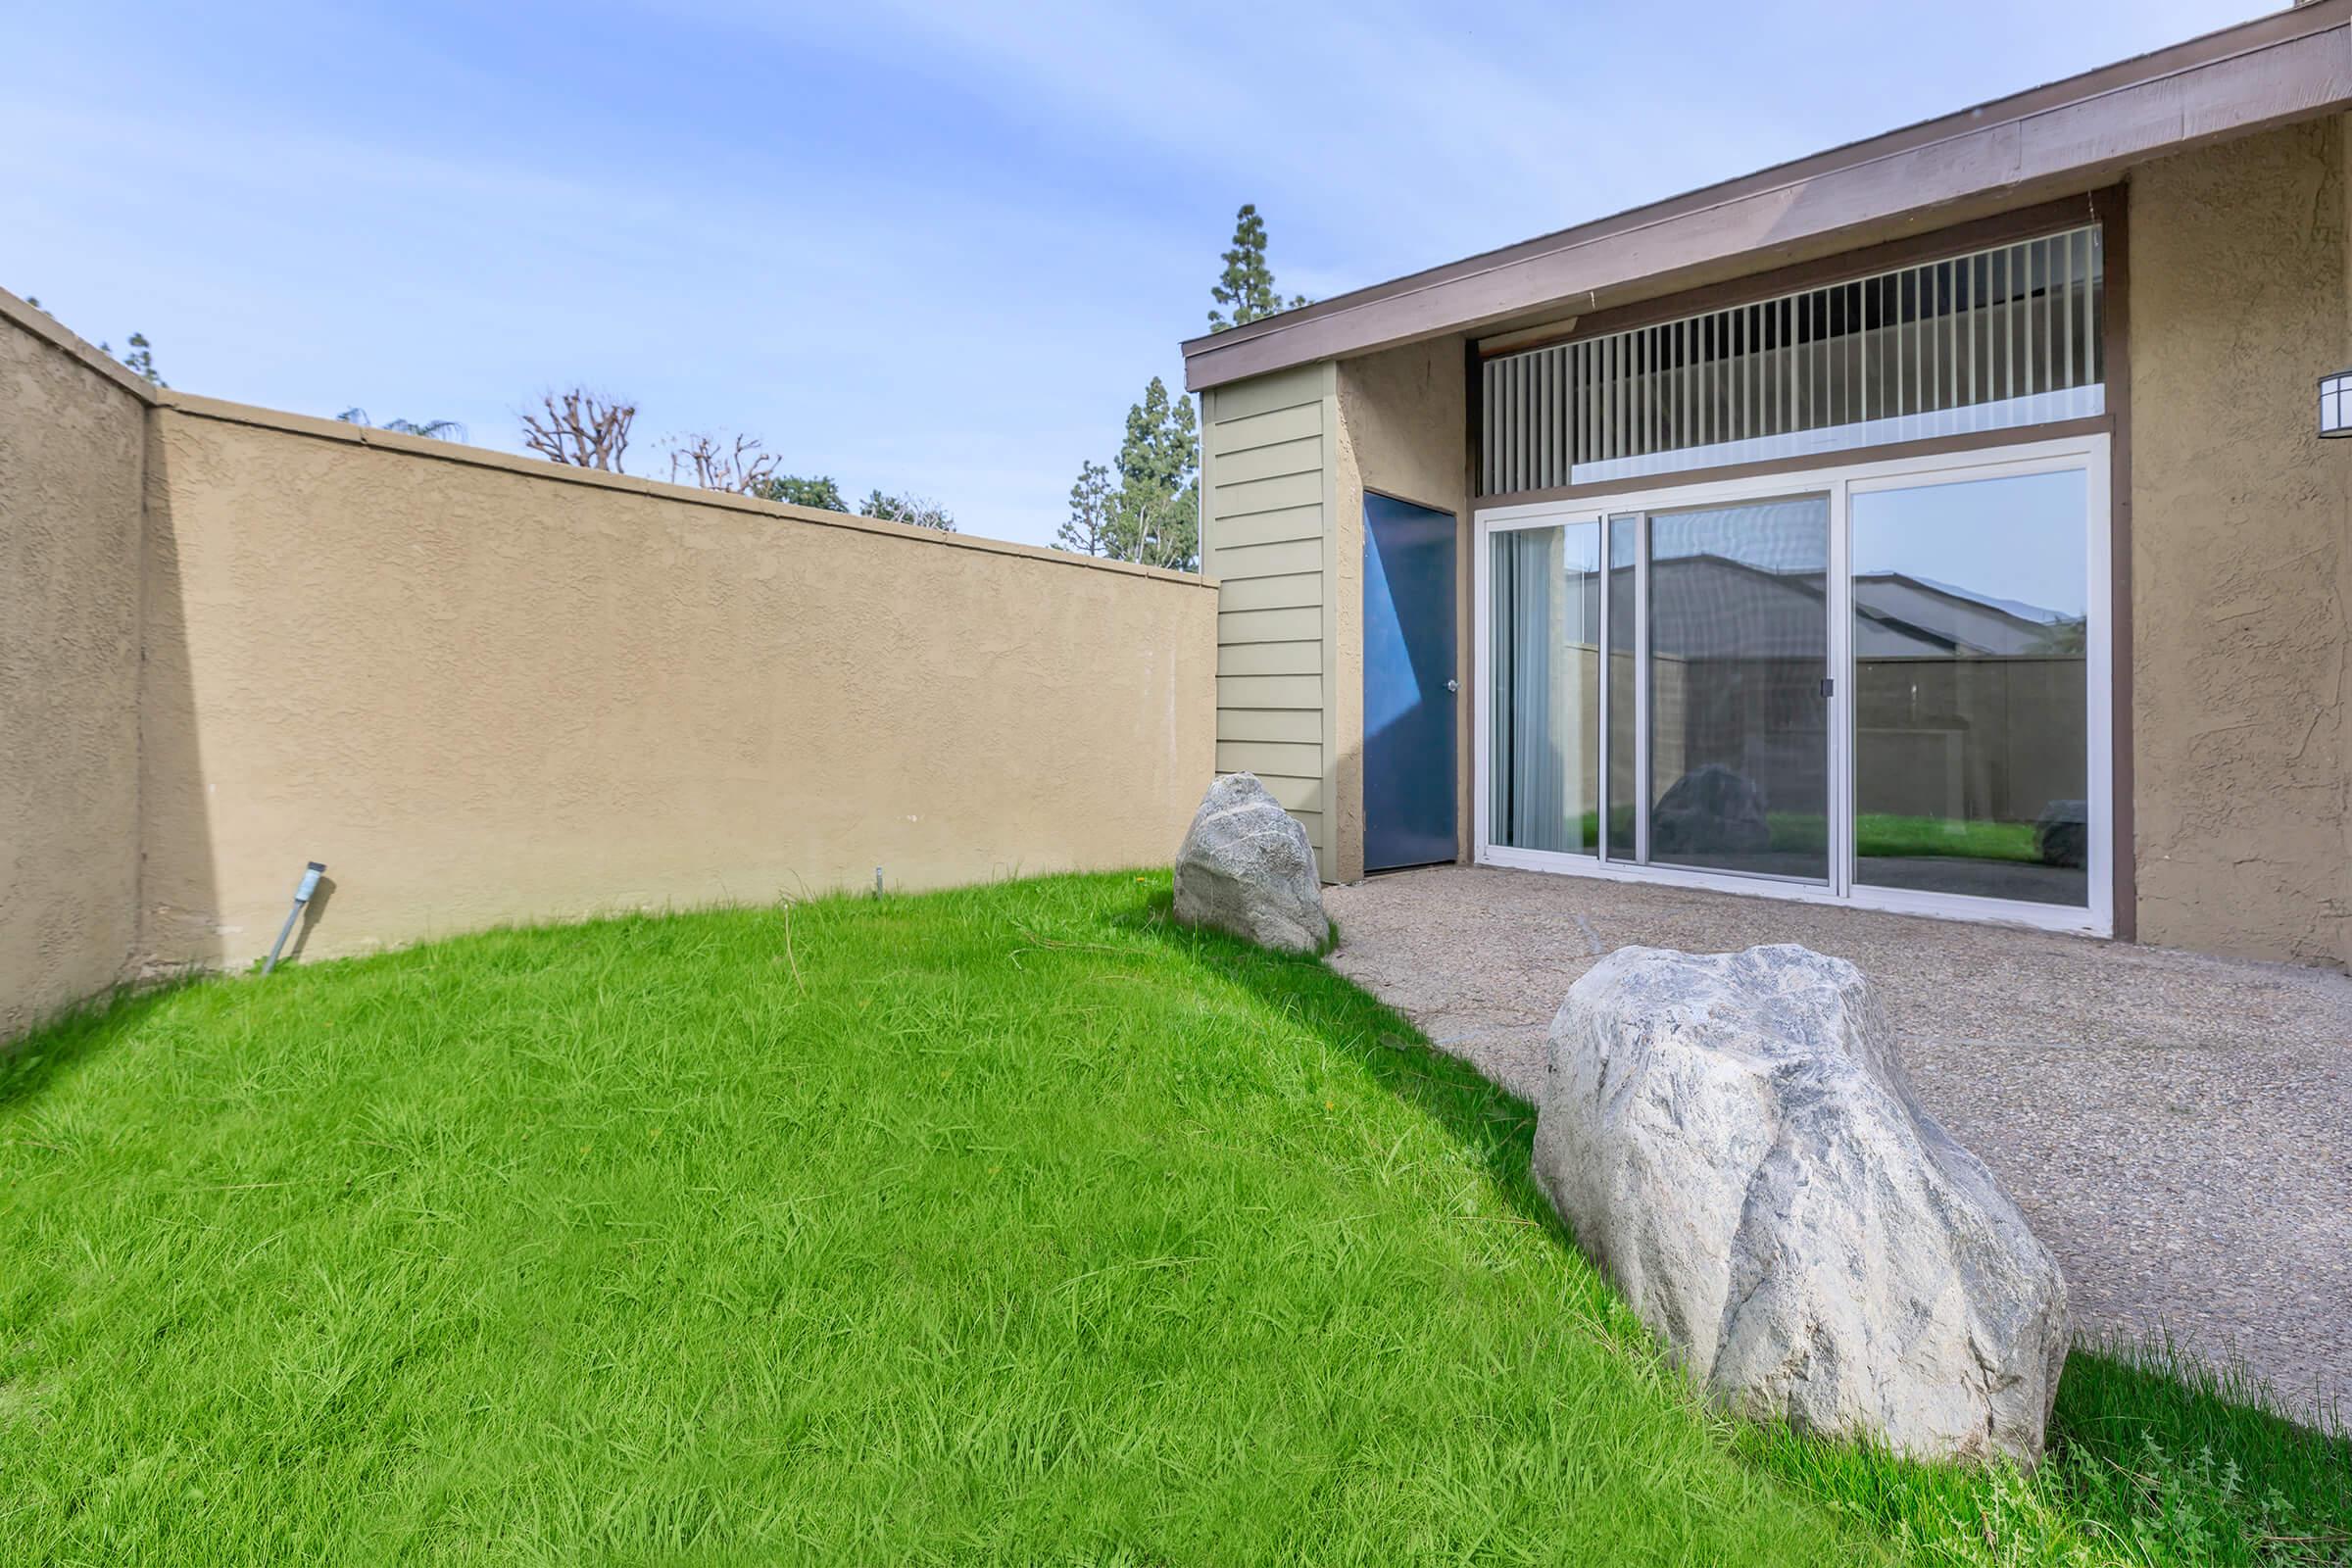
[133,432,224,980]
[282,874,337,964]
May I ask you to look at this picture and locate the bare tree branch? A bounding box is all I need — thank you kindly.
[521,388,635,471]
[665,431,784,495]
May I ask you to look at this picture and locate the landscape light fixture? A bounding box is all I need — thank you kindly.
[2322,370,2352,438]
[263,860,327,975]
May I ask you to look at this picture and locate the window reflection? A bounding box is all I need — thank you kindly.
[1605,516,1638,859]
[1646,496,1831,882]
[1850,469,2088,906]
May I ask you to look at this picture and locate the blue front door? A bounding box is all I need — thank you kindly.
[1363,494,1458,871]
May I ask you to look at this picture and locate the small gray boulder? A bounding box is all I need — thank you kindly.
[1532,944,2068,1465]
[1173,773,1329,955]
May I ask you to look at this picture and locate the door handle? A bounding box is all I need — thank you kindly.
[1446,678,1460,694]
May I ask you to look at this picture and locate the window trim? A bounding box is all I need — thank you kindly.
[1472,431,2114,937]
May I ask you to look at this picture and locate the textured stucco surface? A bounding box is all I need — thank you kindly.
[0,303,147,1038]
[2130,122,2352,965]
[1333,337,1469,881]
[131,402,1217,973]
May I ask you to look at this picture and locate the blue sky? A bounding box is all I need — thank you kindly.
[5,0,2253,549]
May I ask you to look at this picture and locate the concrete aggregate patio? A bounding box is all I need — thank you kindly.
[1325,864,2352,1428]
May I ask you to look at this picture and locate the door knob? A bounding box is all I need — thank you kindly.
[1446,678,1460,694]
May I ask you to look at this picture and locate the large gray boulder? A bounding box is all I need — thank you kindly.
[1532,944,2068,1465]
[1172,773,1329,955]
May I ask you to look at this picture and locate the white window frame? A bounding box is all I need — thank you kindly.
[1472,432,2112,937]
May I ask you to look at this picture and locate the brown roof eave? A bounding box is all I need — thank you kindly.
[1182,0,2352,392]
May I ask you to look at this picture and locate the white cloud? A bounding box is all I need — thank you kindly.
[5,0,2262,547]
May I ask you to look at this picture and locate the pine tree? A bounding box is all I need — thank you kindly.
[1207,203,1309,332]
[1107,376,1200,571]
[1057,461,1114,556]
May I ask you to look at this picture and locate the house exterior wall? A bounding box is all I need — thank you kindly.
[127,398,1219,974]
[1200,363,1337,870]
[0,297,148,1038]
[2128,118,2352,965]
[1333,338,1471,881]
[1216,116,2352,966]
[1200,341,1472,883]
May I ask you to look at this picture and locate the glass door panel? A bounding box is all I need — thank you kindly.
[1489,521,1602,855]
[1646,496,1830,881]
[1604,515,1639,860]
[1850,469,2089,906]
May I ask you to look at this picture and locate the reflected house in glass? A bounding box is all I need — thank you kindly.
[1186,2,2352,965]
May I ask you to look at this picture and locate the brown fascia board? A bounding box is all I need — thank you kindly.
[1182,0,2352,391]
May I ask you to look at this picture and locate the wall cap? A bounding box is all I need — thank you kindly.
[1,285,1214,591]
[0,285,168,405]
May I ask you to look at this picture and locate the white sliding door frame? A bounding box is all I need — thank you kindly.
[1473,430,2113,938]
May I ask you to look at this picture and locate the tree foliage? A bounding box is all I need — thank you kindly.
[1207,203,1309,332]
[1056,461,1114,557]
[858,490,956,532]
[117,332,165,387]
[509,389,935,519]
[757,474,848,513]
[1058,377,1200,571]
[337,408,466,442]
[1054,203,1296,571]
[1108,377,1200,570]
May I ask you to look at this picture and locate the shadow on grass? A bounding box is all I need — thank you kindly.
[1,978,203,1117]
[1120,888,1714,1402]
[1125,889,2352,1561]
[1122,890,1572,1252]
[2056,1337,2352,1509]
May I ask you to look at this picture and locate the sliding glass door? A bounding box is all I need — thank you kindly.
[1848,468,2089,906]
[1489,520,1602,856]
[1646,497,1830,882]
[1474,434,2109,934]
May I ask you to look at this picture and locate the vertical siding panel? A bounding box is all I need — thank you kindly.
[1200,368,1334,872]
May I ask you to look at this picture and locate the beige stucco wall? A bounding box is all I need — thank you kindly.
[1332,338,1471,882]
[0,299,150,1037]
[129,399,1216,973]
[2129,119,2352,965]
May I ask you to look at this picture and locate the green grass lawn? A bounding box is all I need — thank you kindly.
[1573,808,2043,863]
[1781,812,2044,864]
[3,874,2343,1564]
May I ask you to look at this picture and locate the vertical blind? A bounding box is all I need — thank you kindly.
[1489,524,1600,855]
[1482,224,2104,494]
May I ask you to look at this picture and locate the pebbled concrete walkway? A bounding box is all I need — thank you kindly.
[1325,864,2352,1428]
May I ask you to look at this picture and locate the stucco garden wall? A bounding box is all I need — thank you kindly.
[2129,119,2352,966]
[0,296,149,1038]
[132,400,1217,974]
[1,289,1218,1028]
